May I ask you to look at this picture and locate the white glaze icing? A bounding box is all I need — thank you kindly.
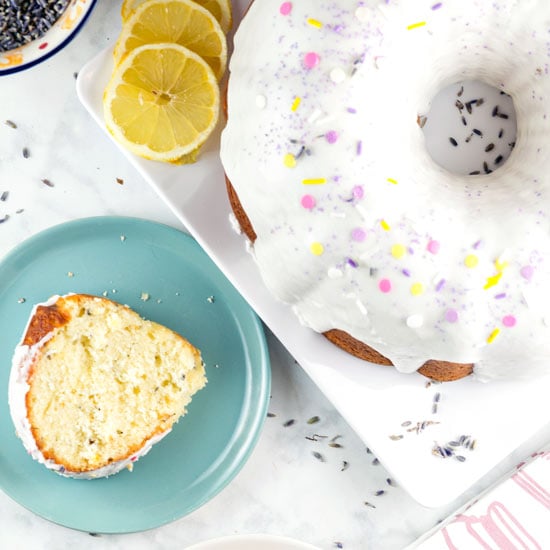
[220,0,550,381]
[8,295,172,479]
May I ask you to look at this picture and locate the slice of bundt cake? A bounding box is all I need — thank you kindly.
[9,294,206,478]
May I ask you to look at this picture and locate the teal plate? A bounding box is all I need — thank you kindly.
[0,217,270,533]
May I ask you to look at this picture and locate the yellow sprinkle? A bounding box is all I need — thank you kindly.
[310,242,324,256]
[283,153,297,168]
[464,254,479,268]
[484,272,502,290]
[391,244,406,259]
[291,96,301,111]
[307,18,323,28]
[495,259,509,272]
[410,282,424,296]
[387,178,398,185]
[487,327,500,344]
[380,219,391,231]
[302,178,326,185]
[407,21,426,30]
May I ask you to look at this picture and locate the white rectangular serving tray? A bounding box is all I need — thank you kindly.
[76,0,550,508]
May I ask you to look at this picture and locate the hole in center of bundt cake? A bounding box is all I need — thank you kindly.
[421,80,517,176]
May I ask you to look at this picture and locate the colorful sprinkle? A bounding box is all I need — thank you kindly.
[279,2,292,15]
[304,52,320,69]
[351,228,367,242]
[291,96,301,111]
[431,2,443,9]
[379,279,392,293]
[283,153,296,168]
[325,130,339,144]
[407,21,427,30]
[520,265,534,280]
[464,254,479,268]
[484,272,502,290]
[445,309,459,323]
[487,328,500,344]
[406,314,424,329]
[353,185,364,199]
[380,219,390,231]
[410,282,424,296]
[502,315,517,328]
[356,140,363,155]
[435,279,446,292]
[330,67,347,83]
[307,18,323,29]
[310,242,324,256]
[301,195,316,209]
[387,178,398,185]
[391,244,406,259]
[427,240,440,254]
[302,178,326,185]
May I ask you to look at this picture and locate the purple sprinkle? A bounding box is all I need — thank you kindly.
[347,258,359,268]
[445,309,459,323]
[431,2,442,9]
[402,269,411,277]
[435,279,446,292]
[357,140,363,155]
[520,265,534,280]
[352,185,364,199]
[351,227,367,242]
[472,239,482,249]
[494,293,506,299]
[347,107,357,114]
[326,130,339,144]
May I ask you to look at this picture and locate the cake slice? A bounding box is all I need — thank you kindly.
[9,294,206,479]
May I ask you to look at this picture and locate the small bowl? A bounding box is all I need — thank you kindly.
[0,0,98,76]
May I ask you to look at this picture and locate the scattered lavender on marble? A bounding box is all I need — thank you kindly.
[334,542,343,549]
[340,461,349,471]
[22,147,30,159]
[4,119,17,129]
[432,434,477,461]
[374,490,385,496]
[0,191,8,201]
[283,419,295,427]
[266,412,276,418]
[116,177,124,185]
[0,214,9,224]
[364,501,376,509]
[41,178,54,187]
[307,415,320,425]
[0,0,71,53]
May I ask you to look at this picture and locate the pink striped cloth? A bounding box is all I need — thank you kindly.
[417,451,550,549]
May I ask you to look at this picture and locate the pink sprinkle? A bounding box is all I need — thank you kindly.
[379,279,392,293]
[445,309,458,323]
[39,42,48,50]
[520,265,534,280]
[427,240,440,254]
[325,130,338,143]
[351,228,366,242]
[301,194,316,209]
[279,2,292,15]
[304,52,320,69]
[352,185,364,199]
[502,315,517,327]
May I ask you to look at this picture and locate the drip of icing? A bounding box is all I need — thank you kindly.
[221,0,550,380]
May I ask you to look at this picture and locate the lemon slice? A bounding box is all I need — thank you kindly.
[103,43,220,164]
[121,0,232,34]
[113,0,227,80]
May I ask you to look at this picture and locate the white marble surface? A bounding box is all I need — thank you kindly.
[0,2,547,550]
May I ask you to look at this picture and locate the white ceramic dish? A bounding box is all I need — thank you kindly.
[0,0,97,75]
[76,0,550,508]
[186,534,320,550]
